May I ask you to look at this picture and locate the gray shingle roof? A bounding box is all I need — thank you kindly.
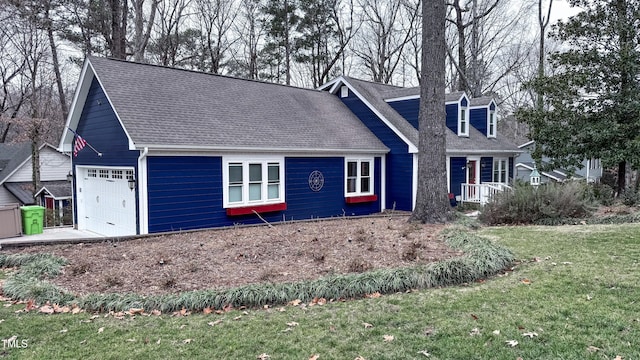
[343,76,419,147]
[87,57,388,153]
[0,142,32,183]
[35,181,72,199]
[3,182,35,204]
[340,78,519,154]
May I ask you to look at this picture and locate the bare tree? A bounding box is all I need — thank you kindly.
[151,0,193,66]
[351,0,420,84]
[231,0,265,79]
[194,0,238,74]
[132,0,159,62]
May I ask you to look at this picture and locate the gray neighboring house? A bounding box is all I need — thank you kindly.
[515,140,603,184]
[0,142,72,215]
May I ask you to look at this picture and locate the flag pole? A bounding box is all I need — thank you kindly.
[68,127,103,157]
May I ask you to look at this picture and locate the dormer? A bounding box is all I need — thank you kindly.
[470,97,498,138]
[444,92,469,137]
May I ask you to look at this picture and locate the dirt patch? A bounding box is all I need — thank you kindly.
[3,216,461,296]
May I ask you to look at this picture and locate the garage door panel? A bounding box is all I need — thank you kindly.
[77,167,136,236]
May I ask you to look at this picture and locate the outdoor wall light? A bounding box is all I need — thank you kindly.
[66,171,73,182]
[128,177,136,191]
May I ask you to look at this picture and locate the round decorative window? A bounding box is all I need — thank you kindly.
[308,170,325,192]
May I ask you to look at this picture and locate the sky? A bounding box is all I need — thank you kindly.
[549,0,583,24]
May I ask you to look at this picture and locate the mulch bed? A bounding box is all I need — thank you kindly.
[3,215,461,296]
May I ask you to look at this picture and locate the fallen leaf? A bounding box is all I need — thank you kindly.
[203,307,212,314]
[90,315,100,320]
[521,278,532,285]
[72,306,83,314]
[60,329,68,333]
[182,339,192,344]
[562,262,573,265]
[40,305,55,314]
[156,339,161,344]
[470,314,479,320]
[418,350,431,357]
[469,328,481,336]
[522,332,538,338]
[505,340,518,347]
[587,346,600,353]
[614,356,623,360]
[127,338,136,342]
[98,327,104,333]
[287,322,299,327]
[25,299,36,312]
[383,335,394,342]
[363,322,374,329]
[257,353,270,360]
[586,295,593,301]
[151,309,162,316]
[129,308,144,315]
[208,320,223,326]
[354,357,366,360]
[0,319,4,323]
[365,292,381,298]
[492,329,500,335]
[309,355,319,360]
[179,324,187,329]
[288,299,302,306]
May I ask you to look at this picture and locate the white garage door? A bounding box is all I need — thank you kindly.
[76,167,137,236]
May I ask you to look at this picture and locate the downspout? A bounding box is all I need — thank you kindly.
[137,147,149,234]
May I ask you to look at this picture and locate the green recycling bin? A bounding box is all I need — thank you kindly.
[21,205,45,235]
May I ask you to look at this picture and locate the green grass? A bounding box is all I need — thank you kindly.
[1,223,639,359]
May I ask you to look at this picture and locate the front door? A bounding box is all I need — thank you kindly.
[467,160,477,200]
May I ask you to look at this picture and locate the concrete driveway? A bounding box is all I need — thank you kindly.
[0,227,104,248]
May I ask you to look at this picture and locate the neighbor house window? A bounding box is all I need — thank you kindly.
[224,158,284,207]
[488,110,496,137]
[345,159,373,196]
[493,158,508,183]
[459,106,469,136]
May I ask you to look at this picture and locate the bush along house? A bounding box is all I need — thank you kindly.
[59,57,520,236]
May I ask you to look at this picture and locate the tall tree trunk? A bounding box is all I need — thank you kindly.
[44,1,68,120]
[410,0,452,224]
[617,161,626,194]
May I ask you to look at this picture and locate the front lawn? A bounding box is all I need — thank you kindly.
[1,223,639,359]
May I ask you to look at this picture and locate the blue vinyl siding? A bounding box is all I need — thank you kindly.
[147,156,224,233]
[445,103,458,133]
[388,99,419,129]
[481,157,493,183]
[73,78,139,168]
[341,93,413,211]
[285,157,381,219]
[450,157,466,197]
[470,108,487,135]
[147,156,382,233]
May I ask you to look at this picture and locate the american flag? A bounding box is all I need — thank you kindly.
[73,134,87,157]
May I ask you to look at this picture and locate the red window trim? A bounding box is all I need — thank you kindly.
[226,202,287,216]
[345,194,378,204]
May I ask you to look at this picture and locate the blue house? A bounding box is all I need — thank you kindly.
[59,57,519,236]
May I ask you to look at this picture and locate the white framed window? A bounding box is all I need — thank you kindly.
[99,169,109,178]
[488,109,496,137]
[87,169,97,178]
[345,158,374,196]
[492,158,508,183]
[223,157,284,207]
[340,85,349,98]
[459,106,469,136]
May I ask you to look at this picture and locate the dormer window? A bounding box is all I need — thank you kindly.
[340,86,349,98]
[459,105,469,136]
[488,109,496,137]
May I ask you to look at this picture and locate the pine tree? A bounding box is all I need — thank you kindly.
[520,0,640,193]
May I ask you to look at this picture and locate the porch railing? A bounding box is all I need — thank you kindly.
[460,182,511,205]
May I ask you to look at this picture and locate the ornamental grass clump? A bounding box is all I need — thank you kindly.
[479,181,593,225]
[1,253,72,305]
